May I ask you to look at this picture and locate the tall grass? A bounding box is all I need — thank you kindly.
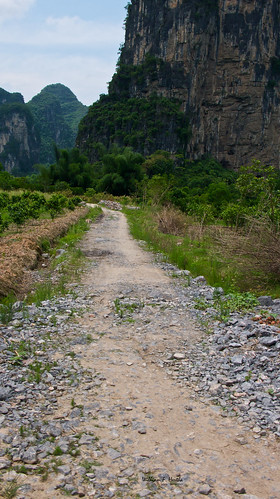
[125,206,280,295]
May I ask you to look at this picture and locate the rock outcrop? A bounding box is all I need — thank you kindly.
[124,0,280,168]
[0,85,88,174]
[78,0,280,169]
[0,89,40,174]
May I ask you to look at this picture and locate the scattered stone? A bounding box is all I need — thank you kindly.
[198,484,212,495]
[0,458,11,469]
[107,448,121,460]
[0,209,279,499]
[258,296,273,307]
[22,447,37,464]
[234,487,246,494]
[173,353,186,360]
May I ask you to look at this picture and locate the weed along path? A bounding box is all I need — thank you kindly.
[0,207,280,498]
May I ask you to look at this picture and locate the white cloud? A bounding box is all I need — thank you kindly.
[44,16,123,46]
[0,15,123,47]
[0,0,35,22]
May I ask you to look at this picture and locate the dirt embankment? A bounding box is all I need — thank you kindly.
[0,206,89,298]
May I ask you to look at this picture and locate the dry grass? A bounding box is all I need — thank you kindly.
[213,216,280,285]
[155,205,188,236]
[0,206,89,298]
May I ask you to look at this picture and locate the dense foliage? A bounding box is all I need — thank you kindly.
[0,190,81,233]
[28,84,88,165]
[77,53,191,161]
[77,93,190,162]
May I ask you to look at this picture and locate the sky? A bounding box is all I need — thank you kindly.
[0,0,128,105]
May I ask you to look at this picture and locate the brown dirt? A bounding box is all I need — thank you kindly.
[0,207,89,298]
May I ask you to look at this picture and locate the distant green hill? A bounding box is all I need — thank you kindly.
[0,84,88,174]
[0,88,24,106]
[28,83,88,164]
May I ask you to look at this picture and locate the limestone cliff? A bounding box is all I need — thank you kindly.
[0,90,40,174]
[121,0,280,168]
[78,0,280,169]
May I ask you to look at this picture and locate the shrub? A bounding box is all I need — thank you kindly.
[155,205,187,236]
[221,203,250,227]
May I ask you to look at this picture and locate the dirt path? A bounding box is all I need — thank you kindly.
[69,208,280,498]
[12,208,279,498]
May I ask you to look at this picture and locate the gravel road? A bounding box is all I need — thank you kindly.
[0,207,279,498]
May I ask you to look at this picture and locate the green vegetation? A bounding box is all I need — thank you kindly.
[124,158,280,295]
[0,190,81,234]
[78,93,190,161]
[77,53,191,161]
[0,479,21,499]
[0,84,87,175]
[28,84,88,164]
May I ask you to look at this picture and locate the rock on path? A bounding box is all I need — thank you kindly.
[0,207,279,498]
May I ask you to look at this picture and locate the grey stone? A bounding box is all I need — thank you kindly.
[231,355,244,365]
[22,447,37,464]
[139,490,152,497]
[173,352,186,360]
[193,276,207,284]
[107,448,121,460]
[259,336,278,347]
[0,458,11,469]
[57,465,71,475]
[258,296,273,306]
[0,388,12,401]
[198,484,212,495]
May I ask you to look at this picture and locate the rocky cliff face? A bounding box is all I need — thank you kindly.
[106,0,280,168]
[0,90,40,174]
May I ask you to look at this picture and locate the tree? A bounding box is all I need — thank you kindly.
[98,147,144,195]
[236,160,280,227]
[142,151,174,178]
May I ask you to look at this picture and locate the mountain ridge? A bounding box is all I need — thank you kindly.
[0,84,88,174]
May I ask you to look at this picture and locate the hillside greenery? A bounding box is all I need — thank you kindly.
[77,54,191,161]
[28,84,88,165]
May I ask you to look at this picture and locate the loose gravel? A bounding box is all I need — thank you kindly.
[0,208,279,499]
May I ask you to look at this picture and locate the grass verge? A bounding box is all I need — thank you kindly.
[27,206,102,305]
[124,205,280,296]
[0,206,102,319]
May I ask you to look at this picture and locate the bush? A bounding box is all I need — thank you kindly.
[8,201,29,225]
[156,205,187,236]
[0,192,9,209]
[46,194,67,219]
[221,203,250,227]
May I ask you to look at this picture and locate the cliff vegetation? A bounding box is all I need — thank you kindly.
[0,84,87,175]
[28,84,88,164]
